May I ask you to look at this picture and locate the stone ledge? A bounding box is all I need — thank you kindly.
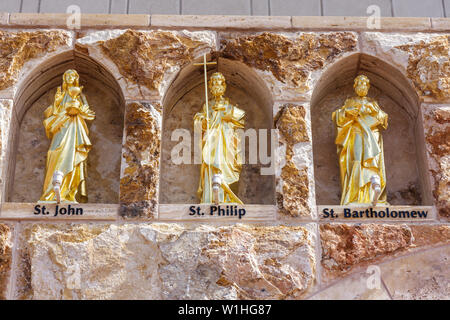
[0,12,8,25]
[292,16,432,31]
[151,15,291,29]
[431,18,450,31]
[0,13,439,32]
[7,13,150,28]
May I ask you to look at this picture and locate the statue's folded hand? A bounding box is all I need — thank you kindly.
[345,107,359,119]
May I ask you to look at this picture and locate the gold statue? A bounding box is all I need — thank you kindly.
[39,69,95,203]
[332,75,388,206]
[194,72,245,204]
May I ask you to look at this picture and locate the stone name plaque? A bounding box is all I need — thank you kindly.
[0,203,118,220]
[158,204,277,221]
[318,205,435,221]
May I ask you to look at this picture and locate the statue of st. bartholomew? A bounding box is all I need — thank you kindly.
[332,75,388,206]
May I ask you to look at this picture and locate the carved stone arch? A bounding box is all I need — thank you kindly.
[160,56,276,204]
[6,49,126,203]
[311,52,433,206]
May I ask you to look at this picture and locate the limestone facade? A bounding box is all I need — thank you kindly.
[0,14,448,299]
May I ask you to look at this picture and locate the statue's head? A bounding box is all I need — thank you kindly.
[354,75,370,97]
[209,72,226,98]
[63,69,80,88]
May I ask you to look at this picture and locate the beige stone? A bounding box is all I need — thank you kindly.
[0,13,8,25]
[81,14,149,27]
[0,224,12,300]
[293,16,367,30]
[432,18,450,31]
[292,16,431,31]
[308,270,391,300]
[381,246,450,299]
[9,13,149,28]
[15,223,316,300]
[377,17,432,31]
[120,102,161,218]
[151,15,291,29]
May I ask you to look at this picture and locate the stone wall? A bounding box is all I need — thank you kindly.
[0,14,448,300]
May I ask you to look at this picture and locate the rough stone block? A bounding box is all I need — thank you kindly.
[320,224,414,279]
[119,102,161,218]
[0,30,72,91]
[82,29,215,97]
[362,32,450,101]
[0,224,12,300]
[422,104,450,218]
[220,32,357,98]
[320,223,450,281]
[15,223,316,299]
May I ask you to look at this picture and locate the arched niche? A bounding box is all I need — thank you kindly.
[6,50,125,203]
[160,57,275,204]
[311,53,433,206]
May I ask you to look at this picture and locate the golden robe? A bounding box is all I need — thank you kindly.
[40,90,95,202]
[332,97,388,205]
[194,98,245,204]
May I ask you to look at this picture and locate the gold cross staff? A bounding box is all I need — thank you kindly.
[193,54,217,202]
